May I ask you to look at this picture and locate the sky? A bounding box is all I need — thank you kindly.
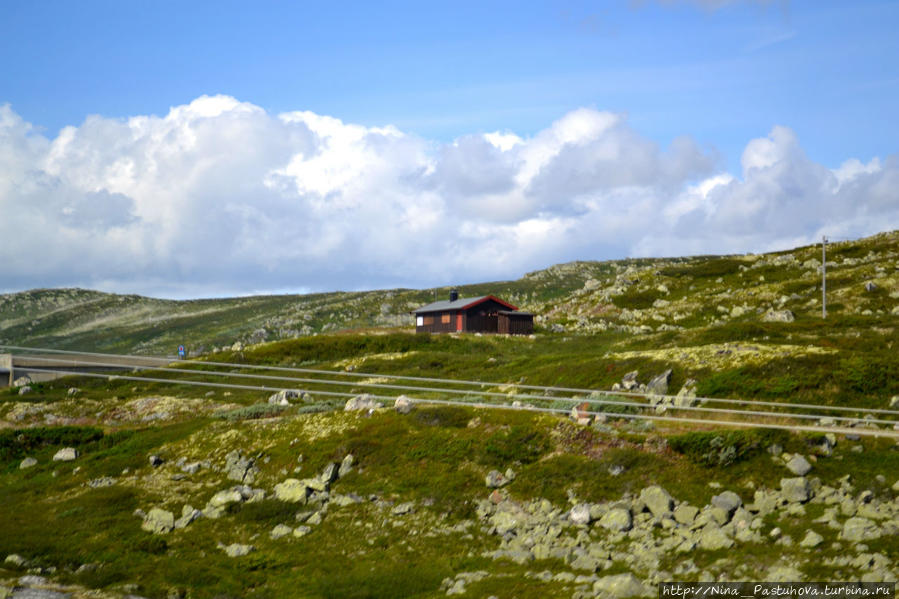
[1,0,897,298]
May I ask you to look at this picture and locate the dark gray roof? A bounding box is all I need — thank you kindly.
[414,296,490,314]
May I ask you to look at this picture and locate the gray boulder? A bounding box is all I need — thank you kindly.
[639,486,674,516]
[620,371,640,391]
[785,455,812,476]
[52,448,79,462]
[338,454,354,478]
[344,394,382,411]
[673,504,699,525]
[485,470,510,489]
[674,379,698,408]
[224,450,259,484]
[780,477,811,503]
[12,376,32,388]
[698,525,733,550]
[18,385,32,395]
[19,457,37,469]
[569,504,592,526]
[841,517,881,542]
[799,530,824,548]
[645,369,672,396]
[270,524,293,539]
[268,389,300,406]
[141,508,175,534]
[593,573,652,598]
[710,491,742,517]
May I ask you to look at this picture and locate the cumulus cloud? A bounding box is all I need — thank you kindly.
[0,96,896,298]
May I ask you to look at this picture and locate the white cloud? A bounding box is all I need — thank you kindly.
[0,96,896,298]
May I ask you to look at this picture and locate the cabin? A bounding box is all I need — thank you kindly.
[414,291,534,335]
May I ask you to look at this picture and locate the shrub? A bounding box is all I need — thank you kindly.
[412,406,470,428]
[668,429,787,467]
[216,403,287,422]
[482,425,549,466]
[0,426,104,462]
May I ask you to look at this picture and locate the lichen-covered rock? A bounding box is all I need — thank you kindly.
[673,504,699,525]
[762,309,795,323]
[780,477,811,503]
[569,504,592,526]
[273,478,310,503]
[224,450,259,484]
[344,394,382,411]
[338,454,354,478]
[223,543,254,557]
[394,395,414,414]
[485,470,510,489]
[786,455,812,476]
[19,457,37,469]
[799,530,824,548]
[599,507,633,532]
[841,517,881,542]
[698,525,733,550]
[142,508,175,534]
[639,486,674,516]
[645,369,672,396]
[52,448,79,462]
[710,491,742,517]
[593,573,652,598]
[270,524,293,539]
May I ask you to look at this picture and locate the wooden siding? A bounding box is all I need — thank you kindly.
[415,298,533,335]
[498,312,534,335]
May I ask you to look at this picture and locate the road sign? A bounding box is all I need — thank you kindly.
[178,345,185,359]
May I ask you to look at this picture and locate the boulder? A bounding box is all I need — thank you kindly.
[673,504,699,525]
[639,486,674,516]
[344,394,382,411]
[841,517,881,542]
[394,395,414,414]
[174,505,202,529]
[19,457,37,469]
[321,462,340,485]
[785,455,812,476]
[485,470,510,489]
[224,450,259,484]
[4,554,28,567]
[18,386,32,395]
[268,389,300,406]
[52,448,79,462]
[780,477,811,503]
[270,524,293,539]
[569,504,592,526]
[12,376,32,388]
[620,371,640,391]
[593,573,652,598]
[338,454,354,478]
[710,491,742,517]
[864,281,878,292]
[148,455,164,467]
[599,507,633,532]
[799,530,824,548]
[645,369,672,396]
[141,508,175,534]
[698,525,733,550]
[762,310,795,323]
[674,379,698,408]
[273,479,310,503]
[223,543,254,557]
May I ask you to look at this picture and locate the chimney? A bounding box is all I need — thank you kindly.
[449,289,459,302]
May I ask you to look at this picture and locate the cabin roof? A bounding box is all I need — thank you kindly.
[414,295,518,314]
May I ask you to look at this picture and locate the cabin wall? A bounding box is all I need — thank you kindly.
[415,310,458,333]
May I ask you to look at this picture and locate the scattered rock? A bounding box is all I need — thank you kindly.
[710,491,742,517]
[394,395,414,414]
[4,554,28,567]
[149,455,163,467]
[799,530,824,548]
[52,448,79,462]
[674,379,698,408]
[392,502,414,516]
[338,454,354,478]
[599,507,633,532]
[344,394,382,411]
[780,477,811,503]
[785,455,812,476]
[141,508,175,534]
[864,281,878,292]
[620,371,640,391]
[569,504,592,526]
[841,517,881,542]
[645,369,672,396]
[698,525,734,550]
[66,387,80,397]
[485,470,510,489]
[673,504,699,525]
[593,573,651,598]
[222,543,254,557]
[762,309,795,323]
[18,386,32,395]
[224,450,259,484]
[268,389,300,406]
[19,457,37,469]
[13,376,32,388]
[174,505,202,529]
[270,524,293,539]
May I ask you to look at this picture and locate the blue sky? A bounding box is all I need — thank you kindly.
[1,1,898,297]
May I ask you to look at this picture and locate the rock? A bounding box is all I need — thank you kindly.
[4,554,28,567]
[762,309,795,323]
[392,502,414,516]
[780,477,811,503]
[599,507,633,532]
[344,394,382,411]
[674,379,698,408]
[273,479,311,503]
[799,530,824,548]
[52,448,79,462]
[485,470,510,489]
[268,389,300,405]
[698,525,733,550]
[864,281,878,292]
[224,450,259,484]
[148,455,163,467]
[593,573,651,598]
[223,543,254,557]
[321,462,341,486]
[620,371,640,391]
[645,369,672,396]
[890,396,899,409]
[18,386,32,395]
[141,508,175,534]
[841,517,881,542]
[8,588,70,599]
[13,376,32,388]
[673,504,699,525]
[639,486,674,516]
[785,455,812,476]
[338,454,354,478]
[292,525,311,537]
[710,491,742,517]
[19,457,37,469]
[569,504,592,526]
[66,387,80,396]
[394,395,414,414]
[270,524,293,539]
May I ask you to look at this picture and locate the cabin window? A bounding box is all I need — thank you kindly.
[423,316,434,325]
[416,316,423,326]
[441,314,451,324]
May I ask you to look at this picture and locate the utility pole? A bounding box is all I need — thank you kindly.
[822,235,827,319]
